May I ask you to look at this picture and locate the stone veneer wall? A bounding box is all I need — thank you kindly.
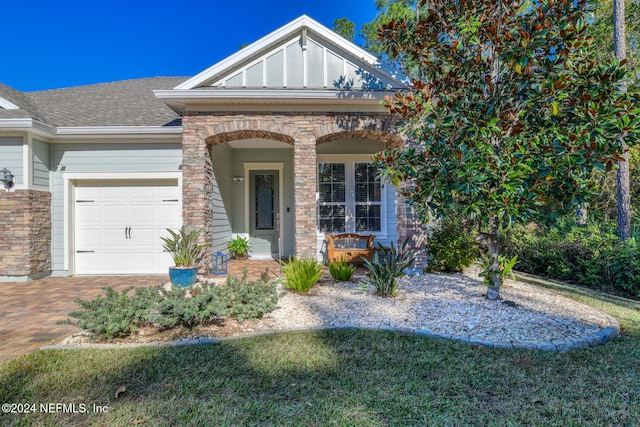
[396,202,429,269]
[181,111,420,269]
[0,190,51,278]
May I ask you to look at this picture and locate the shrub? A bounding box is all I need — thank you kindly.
[500,219,640,298]
[360,240,415,297]
[425,219,479,273]
[62,274,281,340]
[149,283,225,330]
[329,258,356,281]
[280,257,323,293]
[62,286,161,341]
[217,270,279,321]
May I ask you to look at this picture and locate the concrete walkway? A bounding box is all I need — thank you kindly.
[0,260,281,364]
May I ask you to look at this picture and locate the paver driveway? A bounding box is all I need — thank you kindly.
[0,260,281,364]
[0,276,167,364]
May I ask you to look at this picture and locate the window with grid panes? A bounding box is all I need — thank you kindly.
[317,162,382,233]
[318,163,346,232]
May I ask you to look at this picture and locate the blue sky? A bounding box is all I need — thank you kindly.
[1,0,379,92]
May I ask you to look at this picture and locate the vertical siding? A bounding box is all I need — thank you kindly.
[32,139,50,188]
[49,142,182,273]
[210,143,233,254]
[0,136,23,185]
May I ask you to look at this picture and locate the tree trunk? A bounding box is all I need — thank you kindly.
[576,203,589,226]
[617,146,631,239]
[486,216,501,300]
[614,0,631,241]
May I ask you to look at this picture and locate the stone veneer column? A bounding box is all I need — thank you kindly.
[293,131,318,258]
[0,190,51,279]
[396,199,429,269]
[181,115,214,272]
[395,137,429,270]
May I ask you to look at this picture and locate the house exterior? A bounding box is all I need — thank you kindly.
[0,15,422,281]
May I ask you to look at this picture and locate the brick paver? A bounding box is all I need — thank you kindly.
[0,260,281,364]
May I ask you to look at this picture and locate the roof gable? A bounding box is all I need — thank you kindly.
[175,15,406,91]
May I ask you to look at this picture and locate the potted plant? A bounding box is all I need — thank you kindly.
[228,235,251,259]
[161,227,211,287]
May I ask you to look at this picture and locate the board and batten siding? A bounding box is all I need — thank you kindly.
[32,139,50,188]
[49,143,182,274]
[0,136,24,185]
[210,143,233,254]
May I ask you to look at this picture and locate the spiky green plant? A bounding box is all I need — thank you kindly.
[329,258,356,281]
[360,240,415,297]
[161,227,211,267]
[280,257,323,293]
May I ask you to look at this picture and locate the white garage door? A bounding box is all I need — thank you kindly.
[74,180,181,275]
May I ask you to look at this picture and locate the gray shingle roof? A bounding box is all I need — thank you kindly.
[1,77,186,127]
[0,83,43,120]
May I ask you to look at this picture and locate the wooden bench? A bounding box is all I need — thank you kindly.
[325,233,375,263]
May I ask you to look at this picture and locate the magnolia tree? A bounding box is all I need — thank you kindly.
[374,0,640,300]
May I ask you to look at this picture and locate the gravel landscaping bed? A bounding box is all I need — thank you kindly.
[54,268,619,352]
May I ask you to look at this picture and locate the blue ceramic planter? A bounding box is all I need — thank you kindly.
[169,267,198,287]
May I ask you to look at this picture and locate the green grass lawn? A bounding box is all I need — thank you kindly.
[1,278,640,426]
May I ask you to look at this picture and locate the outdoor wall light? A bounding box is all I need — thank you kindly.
[233,176,244,183]
[0,168,15,191]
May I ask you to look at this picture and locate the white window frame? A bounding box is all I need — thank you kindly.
[316,154,387,238]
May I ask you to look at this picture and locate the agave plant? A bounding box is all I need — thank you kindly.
[360,239,415,297]
[161,227,211,267]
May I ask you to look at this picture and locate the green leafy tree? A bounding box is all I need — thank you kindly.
[361,0,420,67]
[374,0,640,300]
[588,0,639,85]
[333,17,356,41]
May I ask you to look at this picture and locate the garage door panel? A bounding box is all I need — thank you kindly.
[129,228,155,248]
[156,186,180,199]
[102,187,127,201]
[130,253,156,273]
[104,253,129,273]
[103,229,128,251]
[130,205,154,225]
[103,205,128,225]
[75,205,101,226]
[130,186,156,200]
[75,181,181,275]
[157,203,180,224]
[75,187,98,199]
[75,253,102,274]
[158,251,173,268]
[76,228,102,248]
